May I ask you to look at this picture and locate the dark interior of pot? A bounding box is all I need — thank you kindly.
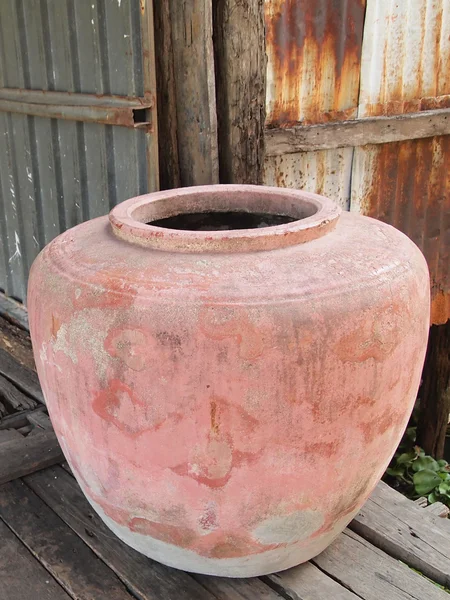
[148,211,297,231]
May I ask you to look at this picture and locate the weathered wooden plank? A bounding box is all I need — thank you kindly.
[0,430,64,484]
[0,347,44,403]
[0,292,29,331]
[152,0,180,190]
[0,518,70,600]
[213,0,266,184]
[0,428,22,442]
[425,503,450,518]
[27,409,52,430]
[415,496,450,518]
[265,108,450,156]
[0,373,37,411]
[0,312,35,371]
[350,480,450,588]
[313,529,448,600]
[25,466,217,600]
[0,479,135,600]
[265,561,360,599]
[194,574,281,599]
[0,405,46,430]
[139,0,159,193]
[167,0,219,185]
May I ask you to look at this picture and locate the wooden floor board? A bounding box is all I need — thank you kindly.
[0,518,71,600]
[265,562,360,599]
[350,480,450,588]
[0,478,136,599]
[312,529,448,600]
[0,347,44,404]
[24,466,217,600]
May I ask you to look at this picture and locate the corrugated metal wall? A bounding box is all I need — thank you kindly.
[351,0,450,324]
[264,0,450,324]
[264,0,366,210]
[0,0,157,303]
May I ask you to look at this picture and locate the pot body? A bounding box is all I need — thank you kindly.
[28,185,430,577]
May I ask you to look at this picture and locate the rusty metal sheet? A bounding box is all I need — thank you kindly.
[351,137,450,324]
[264,148,354,210]
[265,0,366,127]
[358,0,450,117]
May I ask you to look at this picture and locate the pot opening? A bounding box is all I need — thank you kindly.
[109,185,341,252]
[148,211,297,231]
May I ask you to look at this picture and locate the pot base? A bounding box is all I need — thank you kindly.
[87,494,358,577]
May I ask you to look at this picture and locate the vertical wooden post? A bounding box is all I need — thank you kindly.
[140,0,159,192]
[417,321,450,459]
[168,0,219,186]
[213,0,266,184]
[152,0,180,190]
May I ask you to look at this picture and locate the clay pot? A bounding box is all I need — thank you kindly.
[28,185,429,577]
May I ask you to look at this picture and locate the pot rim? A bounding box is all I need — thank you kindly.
[109,185,341,253]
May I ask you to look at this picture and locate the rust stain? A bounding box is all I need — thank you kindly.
[359,136,450,324]
[362,94,450,118]
[51,314,61,338]
[210,399,220,435]
[265,0,366,127]
[361,3,449,118]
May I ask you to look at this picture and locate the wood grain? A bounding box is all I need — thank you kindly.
[0,429,64,484]
[0,313,34,371]
[213,0,266,184]
[350,481,450,588]
[0,373,37,411]
[0,518,70,600]
[265,562,359,600]
[167,0,219,186]
[313,529,448,600]
[0,479,135,599]
[0,347,44,404]
[25,466,217,600]
[194,573,281,599]
[265,108,450,155]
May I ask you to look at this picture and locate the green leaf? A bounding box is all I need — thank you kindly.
[412,456,440,472]
[405,427,417,442]
[428,492,438,504]
[438,471,450,481]
[386,466,405,477]
[437,459,448,468]
[413,470,441,495]
[439,481,450,495]
[396,452,416,465]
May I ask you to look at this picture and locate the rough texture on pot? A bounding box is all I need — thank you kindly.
[28,185,430,577]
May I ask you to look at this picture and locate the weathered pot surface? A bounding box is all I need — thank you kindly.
[28,185,430,577]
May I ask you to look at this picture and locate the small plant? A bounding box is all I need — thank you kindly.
[384,427,450,508]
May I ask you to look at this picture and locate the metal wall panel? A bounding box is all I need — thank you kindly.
[264,148,353,210]
[265,0,366,127]
[0,0,155,303]
[358,0,450,117]
[352,0,450,323]
[264,0,365,209]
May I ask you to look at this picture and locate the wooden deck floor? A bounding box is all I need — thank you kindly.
[0,316,449,599]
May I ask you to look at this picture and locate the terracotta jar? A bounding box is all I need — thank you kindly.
[28,185,429,577]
